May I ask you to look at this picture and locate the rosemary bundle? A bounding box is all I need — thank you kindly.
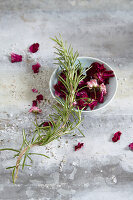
[0,35,85,183]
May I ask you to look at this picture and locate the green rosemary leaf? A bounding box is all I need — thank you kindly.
[0,148,19,152]
[22,147,30,170]
[31,132,38,143]
[76,86,88,92]
[12,167,15,184]
[22,129,29,146]
[6,164,32,170]
[6,166,16,169]
[77,127,85,137]
[29,153,50,159]
[27,155,33,163]
[58,75,69,91]
[13,153,19,158]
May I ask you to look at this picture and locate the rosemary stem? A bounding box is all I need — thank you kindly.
[14,143,37,183]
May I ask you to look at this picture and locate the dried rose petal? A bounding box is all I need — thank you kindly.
[11,53,22,63]
[54,84,61,96]
[87,79,99,89]
[60,71,66,80]
[29,106,42,113]
[36,94,43,101]
[73,101,77,107]
[88,100,98,110]
[77,99,88,109]
[55,89,61,97]
[94,72,104,84]
[32,88,38,93]
[98,91,104,103]
[32,100,37,107]
[43,121,53,127]
[129,143,133,150]
[112,131,122,142]
[76,91,88,99]
[86,62,114,85]
[29,43,39,53]
[54,82,67,99]
[78,80,86,87]
[100,83,107,95]
[32,63,41,73]
[75,142,84,151]
[86,62,106,77]
[95,70,114,84]
[92,62,106,72]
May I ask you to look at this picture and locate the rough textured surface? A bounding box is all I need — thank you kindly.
[0,0,133,199]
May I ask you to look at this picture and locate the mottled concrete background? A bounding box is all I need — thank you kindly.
[0,0,133,199]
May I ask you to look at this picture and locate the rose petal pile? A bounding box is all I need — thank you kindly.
[54,62,115,110]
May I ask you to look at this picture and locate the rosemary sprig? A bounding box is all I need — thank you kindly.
[0,35,85,183]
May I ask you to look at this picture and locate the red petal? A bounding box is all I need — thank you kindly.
[11,53,22,63]
[32,63,41,73]
[29,43,39,53]
[36,94,43,102]
[43,121,53,127]
[78,80,86,87]
[129,143,133,150]
[88,100,98,110]
[32,100,37,106]
[92,62,106,72]
[76,91,88,99]
[75,142,84,151]
[32,88,38,93]
[60,71,66,80]
[98,91,104,103]
[112,131,122,142]
[86,62,106,78]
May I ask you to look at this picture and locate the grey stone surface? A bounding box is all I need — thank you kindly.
[0,0,133,199]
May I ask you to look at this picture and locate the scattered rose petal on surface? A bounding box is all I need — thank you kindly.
[75,142,84,151]
[43,121,53,127]
[32,63,41,73]
[129,143,133,150]
[36,94,43,103]
[32,100,37,107]
[29,43,39,53]
[29,106,42,113]
[32,88,38,93]
[11,53,22,63]
[112,131,122,142]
